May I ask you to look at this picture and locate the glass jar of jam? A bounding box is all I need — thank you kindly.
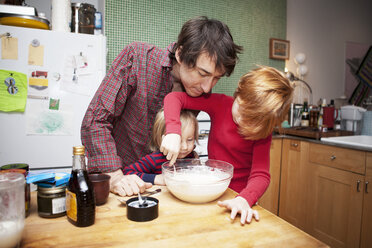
[37,185,66,218]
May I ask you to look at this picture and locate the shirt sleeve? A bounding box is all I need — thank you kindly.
[81,45,137,173]
[122,153,163,184]
[163,92,217,135]
[237,135,272,207]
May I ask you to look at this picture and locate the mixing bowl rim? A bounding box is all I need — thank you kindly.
[162,158,233,184]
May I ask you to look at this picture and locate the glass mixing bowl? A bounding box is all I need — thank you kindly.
[162,159,233,204]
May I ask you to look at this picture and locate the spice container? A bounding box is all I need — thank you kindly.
[37,185,66,218]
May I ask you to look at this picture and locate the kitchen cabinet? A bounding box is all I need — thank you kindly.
[264,137,371,248]
[278,139,309,229]
[306,143,364,248]
[259,138,282,214]
[361,152,372,248]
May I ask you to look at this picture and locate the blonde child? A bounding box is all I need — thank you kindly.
[123,109,199,185]
[160,66,293,224]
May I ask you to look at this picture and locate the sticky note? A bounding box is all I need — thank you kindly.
[28,44,44,66]
[1,37,18,60]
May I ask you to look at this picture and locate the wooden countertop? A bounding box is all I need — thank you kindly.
[21,186,327,248]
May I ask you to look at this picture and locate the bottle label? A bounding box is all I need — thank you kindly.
[66,190,77,221]
[301,120,309,127]
[52,197,66,214]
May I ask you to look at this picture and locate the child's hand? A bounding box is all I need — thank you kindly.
[160,134,181,165]
[217,196,259,225]
[154,174,166,186]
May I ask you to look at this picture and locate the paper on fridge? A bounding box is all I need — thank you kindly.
[26,99,73,135]
[0,69,27,112]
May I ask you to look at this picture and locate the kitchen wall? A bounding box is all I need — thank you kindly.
[286,0,372,105]
[105,0,287,96]
[20,0,286,96]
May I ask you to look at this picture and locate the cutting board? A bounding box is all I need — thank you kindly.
[275,127,354,140]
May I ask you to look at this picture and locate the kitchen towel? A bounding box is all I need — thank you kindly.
[51,0,71,32]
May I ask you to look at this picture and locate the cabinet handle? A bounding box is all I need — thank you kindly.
[291,143,298,147]
[357,180,361,192]
[330,155,336,160]
[366,181,369,193]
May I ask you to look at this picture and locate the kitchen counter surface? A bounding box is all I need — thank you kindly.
[273,134,372,152]
[21,186,327,248]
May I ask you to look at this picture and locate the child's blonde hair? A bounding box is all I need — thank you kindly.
[234,66,294,140]
[150,108,199,151]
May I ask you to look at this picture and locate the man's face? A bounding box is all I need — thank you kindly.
[176,50,225,97]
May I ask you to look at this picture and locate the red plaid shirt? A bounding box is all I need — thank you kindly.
[81,42,175,173]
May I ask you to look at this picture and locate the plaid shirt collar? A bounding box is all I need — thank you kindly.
[160,42,175,69]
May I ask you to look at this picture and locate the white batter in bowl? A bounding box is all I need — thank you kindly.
[162,159,233,203]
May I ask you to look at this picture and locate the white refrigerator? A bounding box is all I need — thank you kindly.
[0,25,106,171]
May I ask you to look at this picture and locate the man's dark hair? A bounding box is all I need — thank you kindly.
[170,16,243,76]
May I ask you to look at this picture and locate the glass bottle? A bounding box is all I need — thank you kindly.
[66,146,95,227]
[334,110,341,130]
[318,107,324,129]
[301,100,309,127]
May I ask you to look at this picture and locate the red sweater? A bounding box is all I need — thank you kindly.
[164,92,271,206]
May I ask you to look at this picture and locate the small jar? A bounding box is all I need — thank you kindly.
[37,185,66,218]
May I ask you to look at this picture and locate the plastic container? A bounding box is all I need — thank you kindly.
[340,105,366,120]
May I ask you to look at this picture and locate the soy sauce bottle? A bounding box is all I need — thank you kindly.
[66,146,95,227]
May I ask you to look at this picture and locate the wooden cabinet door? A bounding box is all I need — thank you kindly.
[306,162,364,248]
[259,138,282,215]
[361,152,372,248]
[278,139,308,229]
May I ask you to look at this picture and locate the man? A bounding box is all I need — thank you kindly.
[81,16,242,196]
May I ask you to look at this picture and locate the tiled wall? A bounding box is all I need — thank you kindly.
[105,0,286,96]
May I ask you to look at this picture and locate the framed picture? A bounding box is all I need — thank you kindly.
[269,38,290,60]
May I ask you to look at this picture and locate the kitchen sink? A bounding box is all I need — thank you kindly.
[321,135,372,149]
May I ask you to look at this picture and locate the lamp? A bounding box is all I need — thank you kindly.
[286,52,313,104]
[285,71,313,94]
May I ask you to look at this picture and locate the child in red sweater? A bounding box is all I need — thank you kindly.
[124,109,198,185]
[161,66,293,225]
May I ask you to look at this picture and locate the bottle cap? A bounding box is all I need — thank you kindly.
[73,146,85,155]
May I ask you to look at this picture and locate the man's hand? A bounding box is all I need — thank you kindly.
[105,169,152,196]
[217,196,259,225]
[160,133,181,165]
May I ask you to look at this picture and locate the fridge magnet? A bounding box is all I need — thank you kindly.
[269,38,290,60]
[28,44,44,66]
[28,70,49,98]
[0,69,27,112]
[1,36,18,60]
[49,98,60,110]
